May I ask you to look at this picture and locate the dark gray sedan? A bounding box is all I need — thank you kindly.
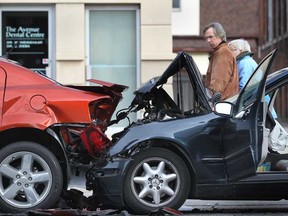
[87,49,288,214]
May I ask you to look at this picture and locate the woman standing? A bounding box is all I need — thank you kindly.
[228,39,258,91]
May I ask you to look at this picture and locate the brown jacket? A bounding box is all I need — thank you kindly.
[204,42,239,100]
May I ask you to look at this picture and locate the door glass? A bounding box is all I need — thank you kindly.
[236,53,275,114]
[1,11,49,75]
[88,10,137,127]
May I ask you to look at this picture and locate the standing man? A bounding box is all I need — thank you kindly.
[203,22,238,100]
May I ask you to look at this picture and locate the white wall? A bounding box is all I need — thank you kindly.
[172,0,200,36]
[191,53,209,75]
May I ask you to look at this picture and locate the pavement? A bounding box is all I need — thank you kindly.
[180,199,288,212]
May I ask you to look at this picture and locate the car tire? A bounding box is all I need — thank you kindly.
[123,147,190,214]
[0,141,63,213]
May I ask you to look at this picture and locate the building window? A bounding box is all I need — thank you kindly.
[173,0,180,9]
[2,11,48,74]
[0,5,55,78]
[86,6,140,127]
[265,0,288,44]
[282,0,288,34]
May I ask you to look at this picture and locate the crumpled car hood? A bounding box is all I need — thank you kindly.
[132,52,210,109]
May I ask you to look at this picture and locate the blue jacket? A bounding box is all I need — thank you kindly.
[236,51,258,91]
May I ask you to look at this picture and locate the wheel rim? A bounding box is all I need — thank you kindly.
[0,151,52,209]
[130,157,180,207]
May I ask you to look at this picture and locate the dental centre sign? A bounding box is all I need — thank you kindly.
[6,26,45,49]
[2,11,48,71]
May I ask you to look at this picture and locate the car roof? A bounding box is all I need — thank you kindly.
[266,67,288,93]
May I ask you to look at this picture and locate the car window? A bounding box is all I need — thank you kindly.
[236,53,273,114]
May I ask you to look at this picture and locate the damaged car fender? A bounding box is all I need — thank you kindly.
[109,113,223,159]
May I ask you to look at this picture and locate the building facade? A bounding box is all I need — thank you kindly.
[0,0,174,127]
[173,0,288,72]
[2,0,288,118]
[172,0,288,118]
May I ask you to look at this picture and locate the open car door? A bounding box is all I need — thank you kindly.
[222,49,277,181]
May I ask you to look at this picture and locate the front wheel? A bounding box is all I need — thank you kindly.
[0,142,63,213]
[123,147,190,214]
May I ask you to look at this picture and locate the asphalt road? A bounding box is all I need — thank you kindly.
[179,199,288,215]
[68,174,288,215]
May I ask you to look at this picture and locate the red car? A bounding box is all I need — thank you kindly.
[0,57,127,213]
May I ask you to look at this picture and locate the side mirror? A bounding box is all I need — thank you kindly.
[214,101,233,116]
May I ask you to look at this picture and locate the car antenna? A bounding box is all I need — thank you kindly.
[3,41,19,59]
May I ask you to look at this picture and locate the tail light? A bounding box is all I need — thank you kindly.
[89,99,114,130]
[80,125,112,157]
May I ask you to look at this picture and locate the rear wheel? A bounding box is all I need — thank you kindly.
[0,141,63,213]
[123,147,190,214]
